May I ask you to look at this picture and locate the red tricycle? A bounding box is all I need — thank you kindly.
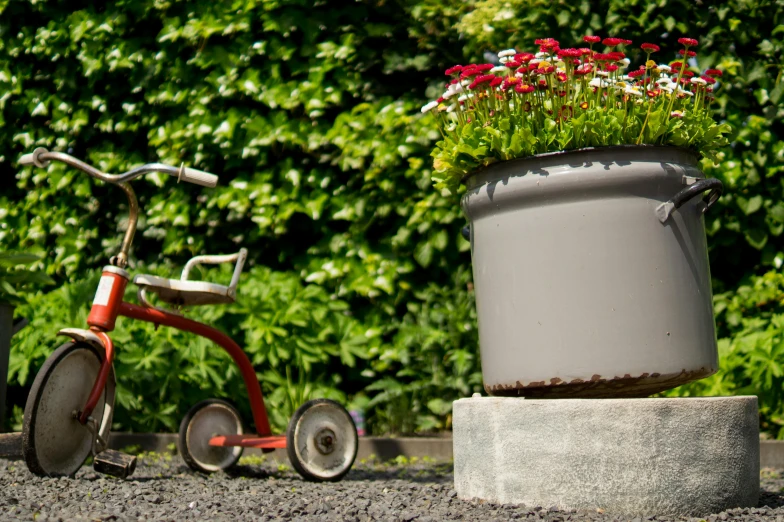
[17,148,358,481]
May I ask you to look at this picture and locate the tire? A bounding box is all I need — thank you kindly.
[22,341,116,477]
[286,399,358,482]
[178,399,244,473]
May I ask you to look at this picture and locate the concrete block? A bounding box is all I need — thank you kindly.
[453,396,759,516]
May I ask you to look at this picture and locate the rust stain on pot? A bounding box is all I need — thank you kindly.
[485,367,715,399]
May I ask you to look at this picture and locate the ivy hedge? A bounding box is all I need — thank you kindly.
[1,0,783,436]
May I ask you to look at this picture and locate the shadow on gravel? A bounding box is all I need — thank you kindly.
[759,490,784,509]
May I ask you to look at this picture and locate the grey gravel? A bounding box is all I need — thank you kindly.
[1,455,784,521]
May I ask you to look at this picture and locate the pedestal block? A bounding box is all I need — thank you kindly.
[453,396,759,516]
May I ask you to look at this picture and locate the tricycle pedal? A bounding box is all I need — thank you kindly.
[93,449,137,479]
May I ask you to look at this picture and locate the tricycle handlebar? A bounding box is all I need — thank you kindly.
[19,148,219,188]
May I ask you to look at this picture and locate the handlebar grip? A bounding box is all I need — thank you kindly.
[179,166,219,188]
[19,153,35,166]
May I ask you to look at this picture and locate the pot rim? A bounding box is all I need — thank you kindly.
[460,144,701,184]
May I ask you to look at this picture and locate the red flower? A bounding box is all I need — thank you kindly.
[557,48,582,59]
[515,53,535,63]
[502,77,521,90]
[678,37,698,47]
[605,64,619,72]
[580,101,589,109]
[700,75,717,84]
[679,77,691,85]
[468,74,496,89]
[640,43,660,53]
[679,49,697,57]
[558,90,567,97]
[536,64,555,74]
[535,38,560,48]
[574,64,593,75]
[669,61,685,70]
[490,77,503,87]
[579,48,593,56]
[705,68,723,77]
[460,66,479,78]
[505,60,522,69]
[583,35,601,44]
[475,64,495,72]
[602,37,623,47]
[646,89,661,97]
[437,97,444,103]
[628,69,645,78]
[515,84,535,94]
[556,72,567,82]
[445,65,463,75]
[621,39,633,45]
[681,70,694,77]
[593,53,611,61]
[608,51,626,61]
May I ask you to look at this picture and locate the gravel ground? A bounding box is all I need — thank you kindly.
[1,454,784,521]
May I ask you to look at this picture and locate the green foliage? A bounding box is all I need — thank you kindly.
[0,252,53,305]
[1,0,783,436]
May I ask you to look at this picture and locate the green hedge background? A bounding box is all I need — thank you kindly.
[1,0,783,436]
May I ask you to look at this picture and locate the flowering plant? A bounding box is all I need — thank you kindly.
[423,36,731,193]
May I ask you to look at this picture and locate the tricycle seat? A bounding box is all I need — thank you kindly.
[133,275,235,306]
[133,248,247,309]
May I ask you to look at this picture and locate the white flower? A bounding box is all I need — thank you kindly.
[671,110,684,118]
[624,86,643,96]
[530,59,541,67]
[457,94,475,102]
[596,70,610,77]
[657,64,672,73]
[421,101,439,113]
[589,78,609,88]
[447,104,458,113]
[619,58,631,68]
[679,89,694,97]
[690,77,707,85]
[491,66,508,74]
[461,79,471,87]
[535,51,548,59]
[499,56,510,64]
[515,72,524,78]
[656,77,673,86]
[498,49,517,58]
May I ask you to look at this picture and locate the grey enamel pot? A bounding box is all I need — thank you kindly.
[461,146,722,398]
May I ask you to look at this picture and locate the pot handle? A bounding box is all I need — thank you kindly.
[655,178,723,224]
[461,226,470,241]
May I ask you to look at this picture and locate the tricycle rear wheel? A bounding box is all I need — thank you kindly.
[178,399,244,473]
[286,399,358,482]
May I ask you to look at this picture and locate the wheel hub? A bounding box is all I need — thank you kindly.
[314,428,336,455]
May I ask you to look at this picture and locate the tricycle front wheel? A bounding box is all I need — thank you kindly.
[286,399,358,482]
[178,399,244,473]
[22,341,115,477]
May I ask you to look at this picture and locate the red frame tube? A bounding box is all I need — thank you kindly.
[117,302,272,436]
[209,434,287,449]
[79,331,115,424]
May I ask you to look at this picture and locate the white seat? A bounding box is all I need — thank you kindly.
[133,248,247,308]
[133,275,235,306]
